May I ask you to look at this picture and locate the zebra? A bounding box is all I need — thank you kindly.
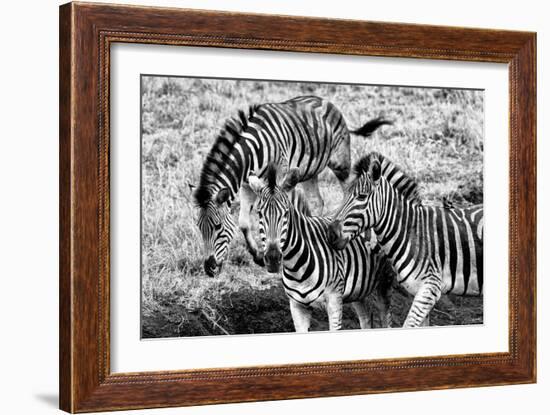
[248,164,393,332]
[327,152,483,328]
[190,95,392,276]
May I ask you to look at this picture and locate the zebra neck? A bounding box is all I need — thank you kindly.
[281,207,312,259]
[373,183,423,263]
[212,138,256,198]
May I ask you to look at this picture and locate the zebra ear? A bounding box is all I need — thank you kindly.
[282,168,301,192]
[370,160,382,183]
[248,175,266,195]
[215,188,231,206]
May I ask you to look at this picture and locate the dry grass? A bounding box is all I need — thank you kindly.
[141,76,483,338]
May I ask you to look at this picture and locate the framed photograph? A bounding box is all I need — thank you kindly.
[59,2,536,412]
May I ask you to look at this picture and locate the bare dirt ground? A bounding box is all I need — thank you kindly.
[141,77,484,338]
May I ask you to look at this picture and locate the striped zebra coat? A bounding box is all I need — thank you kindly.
[327,152,483,328]
[248,165,393,332]
[191,95,392,277]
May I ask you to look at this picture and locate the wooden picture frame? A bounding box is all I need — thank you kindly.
[59,2,536,412]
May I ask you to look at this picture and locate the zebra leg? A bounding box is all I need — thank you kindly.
[326,293,344,330]
[238,184,264,267]
[379,294,393,329]
[367,257,394,328]
[289,298,312,332]
[421,315,431,327]
[351,301,372,329]
[374,280,393,329]
[403,275,442,328]
[300,176,324,215]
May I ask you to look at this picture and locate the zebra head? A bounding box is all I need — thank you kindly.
[192,185,237,277]
[248,165,301,273]
[328,153,383,251]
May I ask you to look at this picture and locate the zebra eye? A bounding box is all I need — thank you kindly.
[356,194,368,201]
[213,222,222,231]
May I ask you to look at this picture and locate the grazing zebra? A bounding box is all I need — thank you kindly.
[190,95,392,276]
[248,164,393,332]
[327,152,483,328]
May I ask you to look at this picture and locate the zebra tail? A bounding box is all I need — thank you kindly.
[351,117,393,137]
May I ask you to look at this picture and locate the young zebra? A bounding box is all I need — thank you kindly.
[327,152,483,328]
[248,165,393,332]
[191,95,392,276]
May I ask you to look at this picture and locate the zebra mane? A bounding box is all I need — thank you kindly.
[266,163,278,192]
[194,105,260,207]
[353,152,422,204]
[352,152,381,177]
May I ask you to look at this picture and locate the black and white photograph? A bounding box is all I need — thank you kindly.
[140,76,484,338]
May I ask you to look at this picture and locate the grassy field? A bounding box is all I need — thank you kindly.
[141,76,484,338]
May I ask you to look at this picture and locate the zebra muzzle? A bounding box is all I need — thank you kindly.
[264,245,282,273]
[204,255,222,277]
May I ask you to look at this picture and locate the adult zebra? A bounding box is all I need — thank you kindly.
[327,152,483,328]
[248,165,393,332]
[191,95,392,276]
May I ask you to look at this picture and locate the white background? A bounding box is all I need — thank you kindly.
[111,44,509,372]
[0,0,547,414]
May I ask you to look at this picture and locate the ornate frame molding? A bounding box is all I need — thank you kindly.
[60,2,536,412]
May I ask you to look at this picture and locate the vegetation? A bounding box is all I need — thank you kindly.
[141,76,483,338]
